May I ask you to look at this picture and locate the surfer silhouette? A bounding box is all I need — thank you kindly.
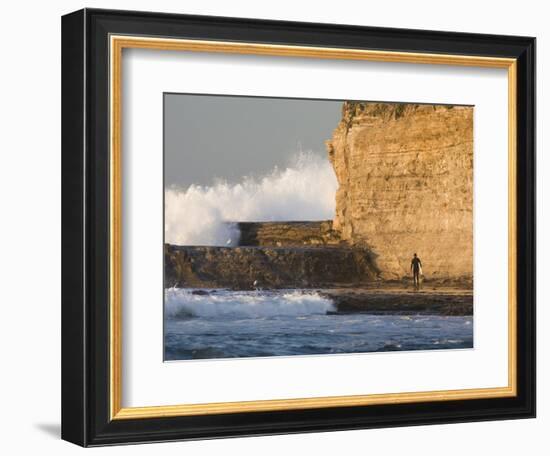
[411,253,423,290]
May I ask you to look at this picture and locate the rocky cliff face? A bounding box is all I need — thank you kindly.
[326,102,473,279]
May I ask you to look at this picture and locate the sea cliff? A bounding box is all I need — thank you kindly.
[166,101,474,291]
[326,102,473,279]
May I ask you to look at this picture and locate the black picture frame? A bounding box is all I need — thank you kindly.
[62,8,536,447]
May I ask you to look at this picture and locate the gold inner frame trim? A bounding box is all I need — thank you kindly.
[109,35,518,421]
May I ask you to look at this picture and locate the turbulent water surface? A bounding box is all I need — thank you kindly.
[164,289,473,361]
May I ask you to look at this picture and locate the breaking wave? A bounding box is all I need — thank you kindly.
[164,152,337,246]
[165,288,336,319]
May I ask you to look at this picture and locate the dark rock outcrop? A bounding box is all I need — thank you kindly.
[324,289,473,316]
[165,243,377,289]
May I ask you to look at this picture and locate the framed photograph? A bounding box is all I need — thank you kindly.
[61,8,535,446]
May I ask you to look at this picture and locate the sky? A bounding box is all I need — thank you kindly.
[164,94,343,188]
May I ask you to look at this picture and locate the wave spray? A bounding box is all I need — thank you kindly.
[164,152,337,246]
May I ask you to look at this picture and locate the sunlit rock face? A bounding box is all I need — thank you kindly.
[326,102,473,280]
[236,221,341,247]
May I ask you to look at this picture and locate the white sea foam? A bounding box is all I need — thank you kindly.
[164,152,337,246]
[165,288,336,319]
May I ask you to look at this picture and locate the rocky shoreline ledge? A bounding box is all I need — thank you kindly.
[322,287,472,316]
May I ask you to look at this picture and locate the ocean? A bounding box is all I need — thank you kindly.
[164,288,473,361]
